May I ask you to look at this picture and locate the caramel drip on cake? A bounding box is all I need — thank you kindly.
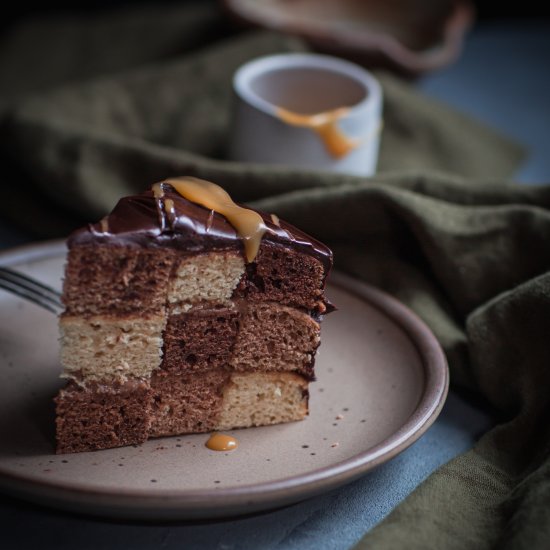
[165,176,267,262]
[276,106,358,159]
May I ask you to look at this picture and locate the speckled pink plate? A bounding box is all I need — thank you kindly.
[0,240,448,519]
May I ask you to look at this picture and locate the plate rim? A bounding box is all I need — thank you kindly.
[0,240,449,519]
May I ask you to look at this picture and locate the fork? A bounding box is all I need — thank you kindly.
[0,266,63,314]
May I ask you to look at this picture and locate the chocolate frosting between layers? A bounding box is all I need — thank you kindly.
[68,184,333,272]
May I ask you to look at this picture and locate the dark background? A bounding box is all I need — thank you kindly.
[1,0,548,31]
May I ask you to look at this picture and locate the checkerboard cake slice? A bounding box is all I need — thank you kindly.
[55,177,333,453]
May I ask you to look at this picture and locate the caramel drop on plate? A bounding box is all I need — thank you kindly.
[276,106,358,159]
[206,433,239,452]
[165,176,267,262]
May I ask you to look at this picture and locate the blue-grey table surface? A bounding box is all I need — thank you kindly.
[0,18,549,550]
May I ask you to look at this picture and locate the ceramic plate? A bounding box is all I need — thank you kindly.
[0,241,448,519]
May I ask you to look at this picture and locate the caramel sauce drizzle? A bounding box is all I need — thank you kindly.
[152,182,164,200]
[206,433,238,451]
[164,176,268,262]
[276,106,358,159]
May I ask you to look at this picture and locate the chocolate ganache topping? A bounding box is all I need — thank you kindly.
[68,178,333,272]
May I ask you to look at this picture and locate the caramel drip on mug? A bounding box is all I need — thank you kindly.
[276,106,358,159]
[206,433,238,451]
[164,176,267,262]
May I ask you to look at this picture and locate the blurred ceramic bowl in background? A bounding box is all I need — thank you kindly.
[222,0,475,77]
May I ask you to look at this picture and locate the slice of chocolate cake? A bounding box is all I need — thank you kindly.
[55,177,333,453]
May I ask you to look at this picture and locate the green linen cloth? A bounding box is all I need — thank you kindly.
[0,4,523,235]
[1,3,550,549]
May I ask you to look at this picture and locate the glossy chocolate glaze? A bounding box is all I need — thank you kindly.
[69,183,333,273]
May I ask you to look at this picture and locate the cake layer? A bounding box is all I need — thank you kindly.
[150,371,309,435]
[59,314,165,382]
[64,242,329,319]
[62,245,177,316]
[239,242,328,312]
[167,251,244,308]
[67,183,333,316]
[161,302,319,378]
[55,371,309,452]
[231,303,320,378]
[215,372,308,431]
[161,307,239,373]
[149,370,230,437]
[61,300,319,384]
[55,379,153,454]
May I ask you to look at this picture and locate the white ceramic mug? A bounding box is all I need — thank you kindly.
[229,53,383,176]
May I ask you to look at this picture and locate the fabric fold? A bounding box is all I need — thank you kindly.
[0,28,523,235]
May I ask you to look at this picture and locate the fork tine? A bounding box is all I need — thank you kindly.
[0,267,62,300]
[0,267,63,314]
[0,280,62,314]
